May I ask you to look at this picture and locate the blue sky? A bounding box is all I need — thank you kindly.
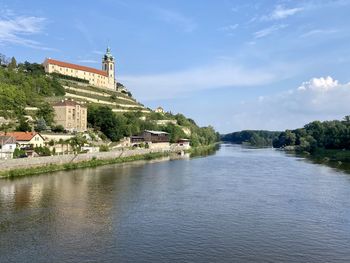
[1,0,350,132]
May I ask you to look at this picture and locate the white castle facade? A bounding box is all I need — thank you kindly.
[43,47,116,90]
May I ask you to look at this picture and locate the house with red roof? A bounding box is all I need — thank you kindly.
[0,132,45,148]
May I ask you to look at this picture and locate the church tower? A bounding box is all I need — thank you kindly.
[102,47,115,90]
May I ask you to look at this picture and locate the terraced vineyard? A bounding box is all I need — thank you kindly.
[49,80,151,113]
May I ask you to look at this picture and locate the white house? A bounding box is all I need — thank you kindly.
[0,135,17,159]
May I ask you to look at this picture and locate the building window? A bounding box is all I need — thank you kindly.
[110,64,112,70]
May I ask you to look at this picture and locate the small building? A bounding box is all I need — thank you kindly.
[130,130,170,150]
[0,135,17,159]
[155,107,165,114]
[142,130,169,143]
[81,146,100,153]
[177,139,191,149]
[1,132,45,148]
[1,132,45,157]
[53,100,87,132]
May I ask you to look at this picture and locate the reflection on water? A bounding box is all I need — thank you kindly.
[1,144,350,263]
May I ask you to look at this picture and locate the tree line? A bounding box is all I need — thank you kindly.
[221,130,281,147]
[272,116,350,153]
[88,105,219,146]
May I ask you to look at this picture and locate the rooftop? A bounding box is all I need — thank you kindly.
[0,132,41,142]
[144,130,169,135]
[0,135,16,146]
[53,100,86,107]
[45,58,108,77]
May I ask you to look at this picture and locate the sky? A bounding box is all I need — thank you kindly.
[1,0,350,133]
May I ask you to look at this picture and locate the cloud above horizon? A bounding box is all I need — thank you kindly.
[227,77,350,131]
[263,5,303,20]
[0,12,49,49]
[254,24,288,39]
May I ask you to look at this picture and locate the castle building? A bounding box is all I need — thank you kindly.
[53,100,87,132]
[43,47,116,90]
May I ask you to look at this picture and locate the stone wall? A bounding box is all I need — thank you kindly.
[0,148,176,172]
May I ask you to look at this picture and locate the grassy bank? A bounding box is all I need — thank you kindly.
[0,152,169,179]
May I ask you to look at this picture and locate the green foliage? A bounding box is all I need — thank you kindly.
[18,61,45,75]
[222,130,281,147]
[34,146,51,156]
[163,123,187,143]
[0,61,65,113]
[51,72,89,84]
[13,148,26,158]
[8,57,17,70]
[35,118,47,132]
[273,116,350,153]
[0,83,26,118]
[69,134,87,153]
[87,104,218,146]
[16,118,31,132]
[36,102,54,125]
[51,124,65,133]
[99,145,110,152]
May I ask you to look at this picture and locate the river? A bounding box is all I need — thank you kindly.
[1,144,350,262]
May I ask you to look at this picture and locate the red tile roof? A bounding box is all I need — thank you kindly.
[0,132,42,142]
[45,58,108,77]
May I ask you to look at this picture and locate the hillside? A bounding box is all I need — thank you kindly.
[0,57,218,147]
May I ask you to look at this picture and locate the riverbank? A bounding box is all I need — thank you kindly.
[281,148,350,174]
[0,144,218,179]
[0,152,170,179]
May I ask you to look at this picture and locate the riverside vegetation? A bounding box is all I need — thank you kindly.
[223,116,350,164]
[221,130,281,147]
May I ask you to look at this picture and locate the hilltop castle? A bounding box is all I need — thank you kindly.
[43,47,116,90]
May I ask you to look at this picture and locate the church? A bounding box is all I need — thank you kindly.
[43,47,116,90]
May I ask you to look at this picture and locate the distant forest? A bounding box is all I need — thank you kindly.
[221,130,281,147]
[272,116,350,153]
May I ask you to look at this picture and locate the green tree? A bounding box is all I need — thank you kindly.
[8,57,17,70]
[16,118,31,132]
[35,118,47,132]
[69,134,87,153]
[37,103,54,125]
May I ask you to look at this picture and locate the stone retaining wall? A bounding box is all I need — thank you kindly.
[0,148,177,172]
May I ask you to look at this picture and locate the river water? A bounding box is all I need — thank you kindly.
[1,144,350,263]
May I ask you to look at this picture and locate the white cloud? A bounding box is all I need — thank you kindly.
[300,29,339,38]
[219,24,239,32]
[254,24,287,39]
[264,5,303,20]
[153,7,197,33]
[0,13,49,49]
[297,76,339,91]
[227,77,350,131]
[120,62,293,101]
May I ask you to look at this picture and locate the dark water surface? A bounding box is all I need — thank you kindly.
[1,144,350,263]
